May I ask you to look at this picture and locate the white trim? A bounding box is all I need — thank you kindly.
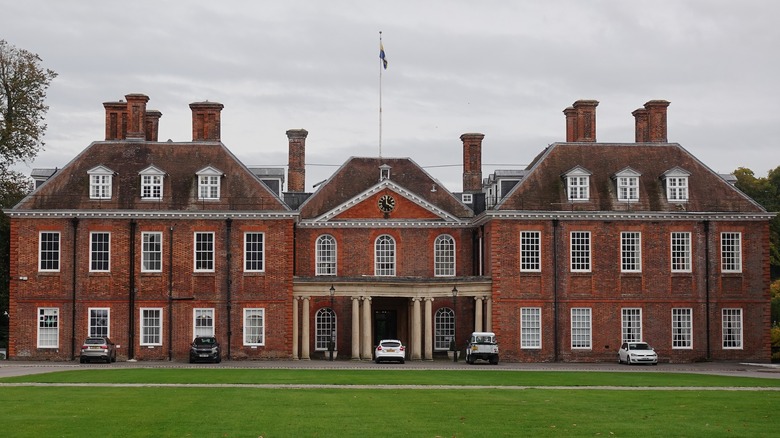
[243,308,266,346]
[194,232,215,272]
[193,308,215,338]
[140,308,163,346]
[88,307,111,338]
[89,231,111,272]
[243,232,265,273]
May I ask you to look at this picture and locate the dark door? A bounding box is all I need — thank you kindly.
[374,309,397,345]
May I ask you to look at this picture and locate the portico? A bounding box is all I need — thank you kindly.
[291,279,492,360]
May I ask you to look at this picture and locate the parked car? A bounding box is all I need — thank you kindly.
[465,331,499,365]
[189,336,221,363]
[618,341,658,365]
[80,336,116,363]
[374,339,405,364]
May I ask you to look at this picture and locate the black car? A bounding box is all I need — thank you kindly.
[189,336,221,363]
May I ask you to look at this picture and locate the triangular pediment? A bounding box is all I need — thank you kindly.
[311,179,460,223]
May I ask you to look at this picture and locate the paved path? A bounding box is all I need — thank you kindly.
[1,359,779,380]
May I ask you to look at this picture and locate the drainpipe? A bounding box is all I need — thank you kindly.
[168,225,174,361]
[70,217,79,360]
[704,221,711,360]
[552,219,559,362]
[129,221,136,360]
[225,218,232,359]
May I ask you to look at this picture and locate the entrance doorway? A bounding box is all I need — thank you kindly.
[374,310,397,345]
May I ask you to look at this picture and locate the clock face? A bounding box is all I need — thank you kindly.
[378,194,396,213]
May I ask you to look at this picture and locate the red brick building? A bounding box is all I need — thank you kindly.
[5,94,773,363]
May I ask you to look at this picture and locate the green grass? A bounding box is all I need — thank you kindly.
[1,369,779,437]
[3,368,780,387]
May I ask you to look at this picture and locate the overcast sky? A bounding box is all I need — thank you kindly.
[4,0,779,192]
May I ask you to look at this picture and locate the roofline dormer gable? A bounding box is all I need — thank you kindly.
[139,164,166,176]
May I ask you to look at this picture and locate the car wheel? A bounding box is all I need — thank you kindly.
[618,356,623,364]
[80,356,86,364]
[189,357,194,364]
[375,358,380,364]
[400,359,405,364]
[105,356,111,364]
[490,357,498,365]
[215,357,221,364]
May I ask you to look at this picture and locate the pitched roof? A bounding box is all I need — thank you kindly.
[14,140,288,211]
[299,157,473,219]
[497,142,765,213]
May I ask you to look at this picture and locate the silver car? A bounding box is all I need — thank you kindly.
[80,337,117,363]
[618,342,658,365]
[374,339,405,364]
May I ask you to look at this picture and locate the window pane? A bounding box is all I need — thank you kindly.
[194,232,214,271]
[621,232,641,272]
[434,308,455,350]
[142,232,162,272]
[570,232,590,272]
[672,308,692,348]
[571,308,591,349]
[521,307,541,349]
[89,308,109,338]
[244,308,265,345]
[721,232,742,273]
[38,308,59,348]
[671,232,691,272]
[316,235,337,276]
[194,308,214,337]
[520,231,541,272]
[434,235,455,276]
[722,308,742,349]
[244,232,264,272]
[141,308,162,345]
[621,308,642,343]
[375,235,395,276]
[315,308,337,350]
[90,232,110,272]
[39,232,60,271]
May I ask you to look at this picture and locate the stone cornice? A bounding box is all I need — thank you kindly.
[297,219,471,228]
[473,210,776,226]
[3,209,298,220]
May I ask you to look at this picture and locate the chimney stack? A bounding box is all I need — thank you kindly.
[563,107,578,142]
[644,100,670,142]
[125,93,149,141]
[286,129,308,192]
[190,101,224,141]
[461,133,485,192]
[145,110,162,142]
[103,101,128,140]
[574,100,598,142]
[632,108,649,142]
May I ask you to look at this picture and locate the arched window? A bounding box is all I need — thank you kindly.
[315,308,337,351]
[316,235,337,276]
[434,307,455,351]
[434,234,455,276]
[374,235,396,276]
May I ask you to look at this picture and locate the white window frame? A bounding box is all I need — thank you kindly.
[461,193,473,204]
[140,308,163,346]
[664,168,690,202]
[720,232,742,273]
[37,307,59,348]
[434,234,456,277]
[621,308,642,343]
[567,176,590,201]
[194,232,215,272]
[243,308,265,346]
[617,176,639,202]
[671,232,692,273]
[374,234,396,276]
[88,307,110,338]
[193,308,215,338]
[315,234,337,276]
[141,232,163,272]
[88,166,113,200]
[520,307,542,349]
[39,231,60,272]
[672,308,693,349]
[722,308,743,349]
[244,232,265,272]
[139,165,165,200]
[434,307,455,351]
[315,308,337,351]
[570,308,592,349]
[89,232,111,272]
[570,231,591,273]
[197,166,223,200]
[620,231,641,273]
[520,231,541,272]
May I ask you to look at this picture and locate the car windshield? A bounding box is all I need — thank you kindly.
[473,336,495,344]
[195,338,216,345]
[630,343,650,350]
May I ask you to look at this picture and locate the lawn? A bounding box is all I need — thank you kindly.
[1,369,779,437]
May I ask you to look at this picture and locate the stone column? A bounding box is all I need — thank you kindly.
[485,297,492,332]
[301,296,311,360]
[474,296,484,332]
[361,297,372,360]
[411,298,422,360]
[351,297,361,360]
[292,297,299,360]
[424,297,433,360]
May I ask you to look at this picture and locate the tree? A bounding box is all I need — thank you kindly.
[0,170,31,349]
[0,39,57,173]
[733,166,780,277]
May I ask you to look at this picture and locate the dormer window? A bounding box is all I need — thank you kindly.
[379,164,391,181]
[614,167,641,202]
[139,165,165,199]
[197,166,223,200]
[88,166,114,199]
[663,167,690,202]
[564,166,591,201]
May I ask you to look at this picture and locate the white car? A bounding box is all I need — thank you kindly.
[374,339,405,364]
[618,342,658,365]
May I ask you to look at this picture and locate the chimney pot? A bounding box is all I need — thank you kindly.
[632,108,649,142]
[563,107,577,142]
[287,129,308,192]
[461,133,485,192]
[145,110,162,142]
[572,100,599,142]
[103,101,128,140]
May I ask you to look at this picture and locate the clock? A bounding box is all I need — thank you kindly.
[378,194,396,213]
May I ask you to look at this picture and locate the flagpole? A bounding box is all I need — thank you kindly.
[379,31,383,158]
